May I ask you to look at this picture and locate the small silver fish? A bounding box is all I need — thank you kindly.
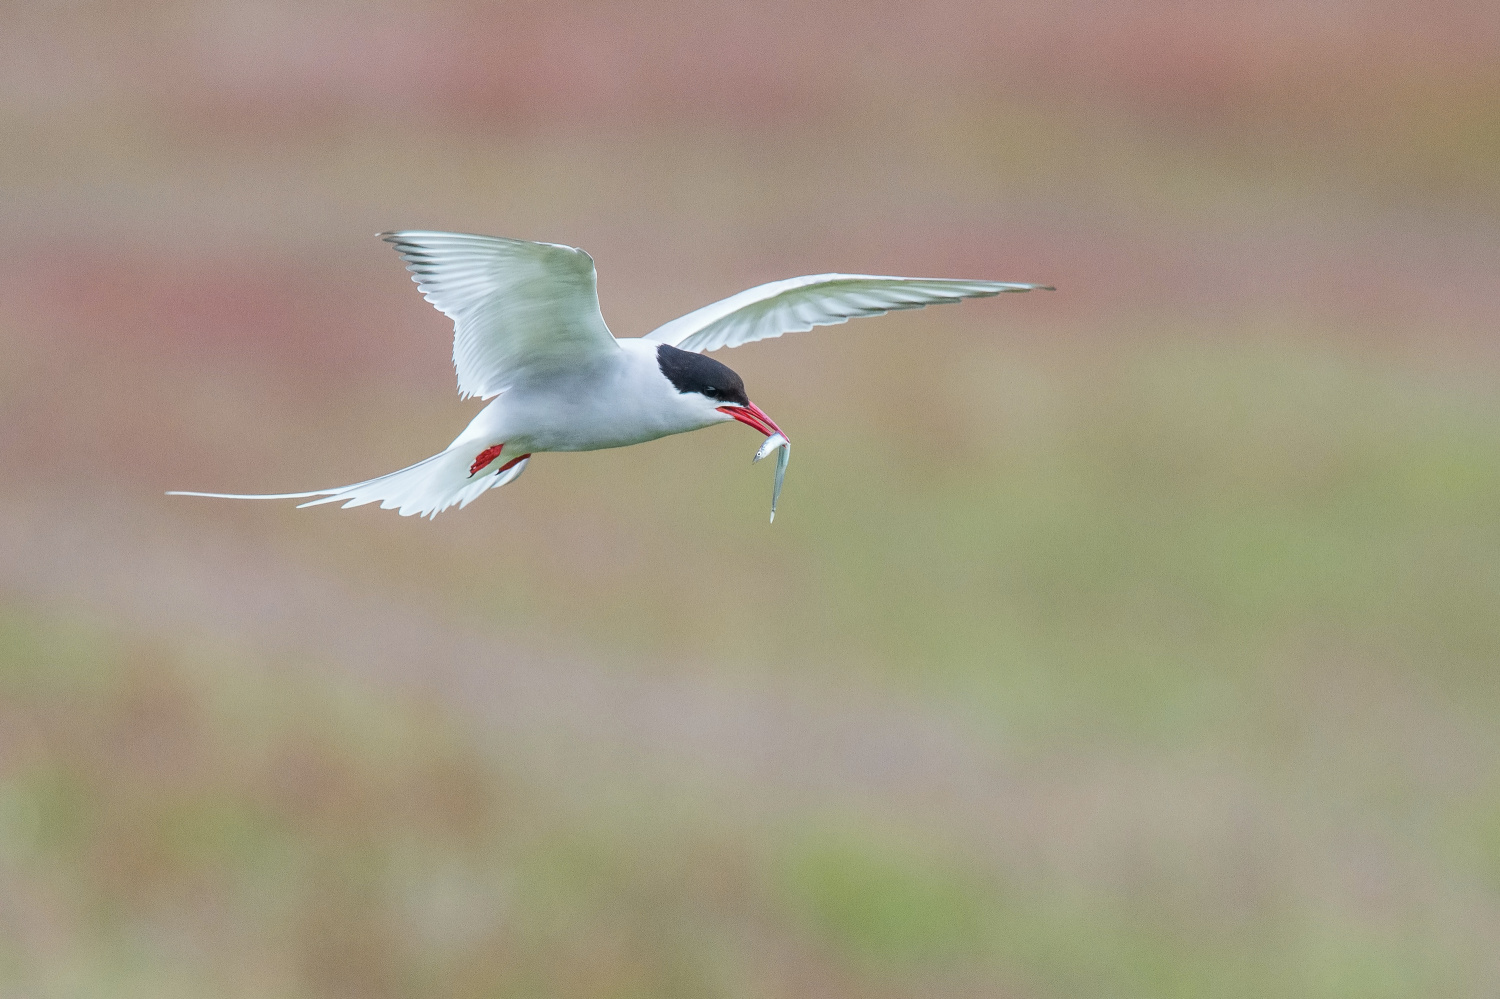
[752,433,790,522]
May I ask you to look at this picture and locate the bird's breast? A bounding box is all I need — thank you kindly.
[492,350,724,453]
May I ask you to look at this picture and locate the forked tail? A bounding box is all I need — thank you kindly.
[169,446,531,519]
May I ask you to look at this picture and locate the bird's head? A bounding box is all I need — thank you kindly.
[656,344,786,439]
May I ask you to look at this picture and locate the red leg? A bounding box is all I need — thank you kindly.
[497,453,531,473]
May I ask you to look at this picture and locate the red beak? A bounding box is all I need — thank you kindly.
[718,401,786,440]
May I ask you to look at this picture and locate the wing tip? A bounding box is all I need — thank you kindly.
[983,281,1054,293]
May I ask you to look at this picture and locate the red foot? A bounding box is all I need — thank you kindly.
[470,444,532,477]
[469,444,506,476]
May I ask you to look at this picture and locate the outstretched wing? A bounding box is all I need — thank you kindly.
[382,231,618,399]
[644,273,1051,354]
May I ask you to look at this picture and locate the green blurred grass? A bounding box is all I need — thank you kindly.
[1,604,1485,999]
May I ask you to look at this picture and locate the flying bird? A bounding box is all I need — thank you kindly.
[171,232,1051,521]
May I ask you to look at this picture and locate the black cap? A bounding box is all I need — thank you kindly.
[656,344,750,406]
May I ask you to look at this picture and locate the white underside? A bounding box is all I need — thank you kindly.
[170,339,734,518]
[463,339,729,453]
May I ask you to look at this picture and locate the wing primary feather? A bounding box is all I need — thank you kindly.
[646,273,1053,353]
[377,230,618,400]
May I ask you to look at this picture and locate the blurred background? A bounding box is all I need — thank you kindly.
[3,0,1500,995]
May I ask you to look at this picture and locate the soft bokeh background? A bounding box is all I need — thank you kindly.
[3,1,1500,995]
